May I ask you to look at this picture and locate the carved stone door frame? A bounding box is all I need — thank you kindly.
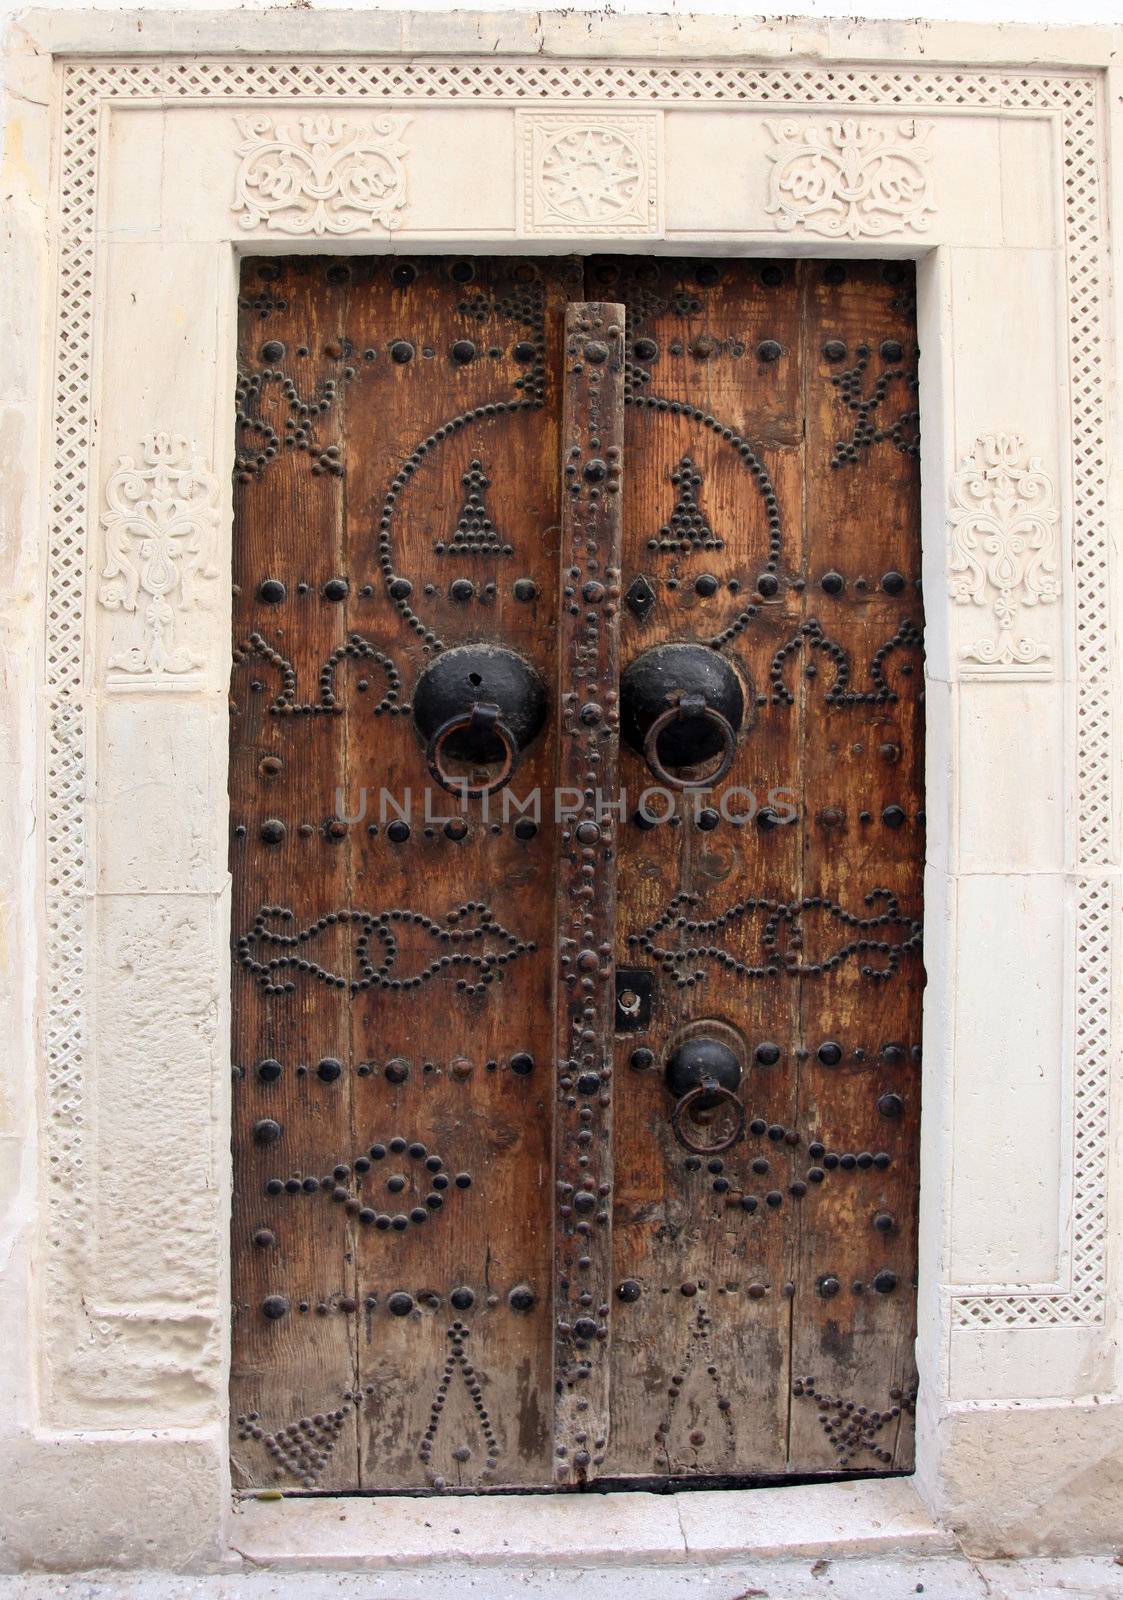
[4,8,1121,1568]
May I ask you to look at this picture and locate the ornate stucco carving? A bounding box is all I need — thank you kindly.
[518,112,661,235]
[765,117,935,239]
[98,433,219,683]
[948,432,1061,679]
[233,112,410,234]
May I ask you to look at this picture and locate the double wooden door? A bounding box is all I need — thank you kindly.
[230,255,924,1493]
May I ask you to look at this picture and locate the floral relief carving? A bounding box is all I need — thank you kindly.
[948,433,1061,678]
[233,112,409,235]
[98,433,220,681]
[765,117,935,239]
[520,112,661,235]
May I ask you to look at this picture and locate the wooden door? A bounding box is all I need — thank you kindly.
[230,256,923,1493]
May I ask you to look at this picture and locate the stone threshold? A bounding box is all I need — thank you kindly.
[228,1476,953,1569]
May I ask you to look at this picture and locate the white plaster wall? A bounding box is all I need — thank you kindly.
[3,0,1123,15]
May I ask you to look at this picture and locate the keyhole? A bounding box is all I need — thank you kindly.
[467,672,482,687]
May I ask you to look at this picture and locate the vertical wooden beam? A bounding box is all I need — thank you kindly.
[552,302,625,1485]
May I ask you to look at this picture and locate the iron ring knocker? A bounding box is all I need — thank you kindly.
[643,692,738,791]
[669,1078,747,1156]
[426,702,519,799]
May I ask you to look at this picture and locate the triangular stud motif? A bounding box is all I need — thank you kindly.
[646,455,724,553]
[419,1322,500,1488]
[436,459,512,556]
[654,1305,736,1470]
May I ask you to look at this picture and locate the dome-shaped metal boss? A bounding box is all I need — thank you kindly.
[620,644,745,782]
[817,1041,843,1066]
[258,578,286,604]
[451,339,476,364]
[413,644,547,780]
[262,1295,290,1319]
[253,1117,282,1144]
[665,1037,742,1106]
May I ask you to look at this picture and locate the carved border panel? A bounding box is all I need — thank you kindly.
[41,59,1113,1430]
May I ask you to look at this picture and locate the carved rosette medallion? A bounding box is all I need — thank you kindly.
[948,433,1061,679]
[98,432,220,685]
[765,117,935,239]
[519,112,661,236]
[233,113,410,235]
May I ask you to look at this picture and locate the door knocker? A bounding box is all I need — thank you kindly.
[413,645,547,798]
[620,644,746,789]
[664,1035,746,1155]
